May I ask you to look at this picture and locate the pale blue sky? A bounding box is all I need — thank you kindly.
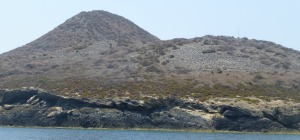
[0,0,299,54]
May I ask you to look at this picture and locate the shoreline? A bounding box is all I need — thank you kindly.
[2,89,300,133]
[1,125,300,135]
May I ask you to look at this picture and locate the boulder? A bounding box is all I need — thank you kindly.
[272,107,300,128]
[3,104,14,110]
[47,107,64,118]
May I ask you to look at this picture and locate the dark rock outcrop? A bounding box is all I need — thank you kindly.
[1,89,300,132]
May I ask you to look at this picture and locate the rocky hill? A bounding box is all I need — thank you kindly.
[0,11,158,88]
[0,10,300,102]
[1,10,300,132]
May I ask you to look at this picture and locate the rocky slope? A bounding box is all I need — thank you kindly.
[0,10,300,131]
[1,88,300,132]
[0,10,159,83]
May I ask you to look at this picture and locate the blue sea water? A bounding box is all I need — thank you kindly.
[0,127,299,140]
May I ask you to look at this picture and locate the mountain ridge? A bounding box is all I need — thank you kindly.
[0,10,299,101]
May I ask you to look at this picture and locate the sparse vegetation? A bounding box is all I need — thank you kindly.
[265,48,275,53]
[253,74,264,81]
[275,61,291,70]
[216,68,223,74]
[202,49,216,54]
[275,52,287,57]
[145,65,161,73]
[106,63,119,69]
[174,66,191,74]
[161,60,169,65]
[0,11,300,105]
[216,46,236,52]
[74,45,88,50]
[6,78,296,102]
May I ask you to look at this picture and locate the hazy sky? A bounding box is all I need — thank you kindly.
[1,0,299,54]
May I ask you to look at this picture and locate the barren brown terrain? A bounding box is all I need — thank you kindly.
[0,10,299,102]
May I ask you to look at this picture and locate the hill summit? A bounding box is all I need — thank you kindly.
[25,10,160,51]
[0,10,299,101]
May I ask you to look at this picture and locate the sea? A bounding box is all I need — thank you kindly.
[0,127,299,140]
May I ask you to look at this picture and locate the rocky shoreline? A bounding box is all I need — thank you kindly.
[1,88,300,132]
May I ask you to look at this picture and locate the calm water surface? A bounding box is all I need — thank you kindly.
[0,127,299,140]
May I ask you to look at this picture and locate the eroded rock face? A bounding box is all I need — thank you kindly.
[0,89,300,132]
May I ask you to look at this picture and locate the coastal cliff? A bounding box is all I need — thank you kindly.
[1,88,300,132]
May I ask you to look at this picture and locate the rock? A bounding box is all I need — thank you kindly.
[212,115,286,132]
[124,99,144,111]
[3,104,14,110]
[66,109,80,117]
[1,90,37,105]
[47,112,58,118]
[223,110,245,118]
[31,98,40,105]
[27,95,37,104]
[47,107,63,118]
[115,101,127,110]
[53,107,63,112]
[270,107,300,128]
[87,99,115,108]
[181,102,209,112]
[218,105,259,119]
[0,89,300,132]
[114,99,145,111]
[150,108,211,129]
[39,101,47,107]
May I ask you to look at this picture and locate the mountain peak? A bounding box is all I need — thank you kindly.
[26,10,160,50]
